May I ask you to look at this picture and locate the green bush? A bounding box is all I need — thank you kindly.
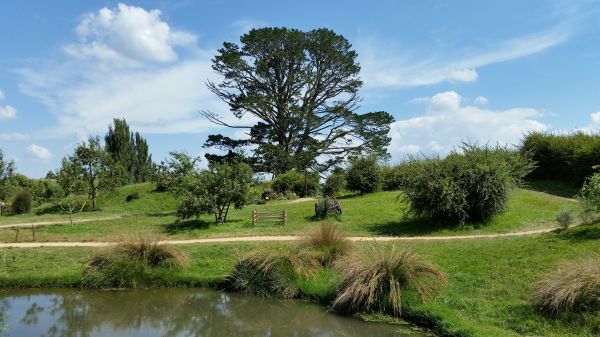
[555,209,574,229]
[381,165,404,191]
[578,169,600,215]
[322,168,346,197]
[11,190,33,214]
[398,144,534,226]
[521,131,600,186]
[346,157,381,194]
[271,170,319,197]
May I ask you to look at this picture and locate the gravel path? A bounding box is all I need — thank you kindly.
[0,224,569,248]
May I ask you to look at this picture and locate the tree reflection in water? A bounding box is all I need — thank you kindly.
[0,289,425,337]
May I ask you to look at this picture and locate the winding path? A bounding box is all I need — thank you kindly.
[0,225,569,248]
[0,216,122,229]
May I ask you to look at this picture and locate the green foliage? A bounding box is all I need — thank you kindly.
[153,151,201,192]
[314,197,342,220]
[83,237,188,288]
[346,156,382,194]
[322,168,346,197]
[578,169,600,215]
[398,144,535,226]
[332,245,447,317]
[11,190,33,214]
[271,170,319,197]
[531,257,600,315]
[105,118,154,184]
[381,165,403,191]
[204,27,394,174]
[556,209,574,229]
[226,247,320,298]
[176,161,254,223]
[0,149,16,202]
[521,131,600,186]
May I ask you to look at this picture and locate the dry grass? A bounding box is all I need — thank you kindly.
[332,245,447,316]
[300,222,350,265]
[531,257,600,315]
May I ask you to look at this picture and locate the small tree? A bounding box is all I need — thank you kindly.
[176,161,253,223]
[578,167,600,215]
[59,194,79,225]
[12,190,32,214]
[153,151,202,192]
[346,156,381,194]
[322,167,346,197]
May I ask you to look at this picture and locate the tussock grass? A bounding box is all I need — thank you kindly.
[300,222,350,265]
[532,257,600,315]
[332,245,447,317]
[83,236,187,288]
[226,247,321,298]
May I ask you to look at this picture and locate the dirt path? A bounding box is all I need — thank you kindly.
[285,197,316,204]
[0,224,571,248]
[0,216,122,229]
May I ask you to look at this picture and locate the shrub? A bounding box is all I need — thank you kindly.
[556,209,574,229]
[272,170,319,197]
[322,168,346,197]
[226,248,320,298]
[332,245,447,316]
[531,258,600,315]
[578,169,600,215]
[398,144,534,226]
[521,131,600,186]
[346,156,381,194]
[11,190,33,214]
[300,222,349,266]
[381,165,404,191]
[83,237,187,288]
[314,197,342,220]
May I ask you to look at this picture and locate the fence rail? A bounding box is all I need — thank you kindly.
[251,209,287,226]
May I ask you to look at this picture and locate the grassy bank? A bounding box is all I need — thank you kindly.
[1,222,598,337]
[0,183,581,243]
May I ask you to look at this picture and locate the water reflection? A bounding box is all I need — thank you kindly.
[0,289,425,337]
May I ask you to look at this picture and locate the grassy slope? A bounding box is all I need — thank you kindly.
[1,222,598,337]
[0,183,581,242]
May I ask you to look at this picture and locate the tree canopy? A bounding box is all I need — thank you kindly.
[105,118,153,184]
[203,27,394,174]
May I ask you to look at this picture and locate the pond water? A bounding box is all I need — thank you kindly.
[0,288,428,337]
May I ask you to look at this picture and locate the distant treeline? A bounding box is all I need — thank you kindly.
[521,131,600,186]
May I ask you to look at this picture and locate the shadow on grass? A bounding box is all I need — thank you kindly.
[162,219,212,234]
[365,215,490,236]
[557,223,600,242]
[524,179,580,199]
[145,211,177,217]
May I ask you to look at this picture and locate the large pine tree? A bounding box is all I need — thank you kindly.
[104,118,153,184]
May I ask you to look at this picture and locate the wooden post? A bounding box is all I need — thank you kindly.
[14,228,19,242]
[31,225,35,241]
[252,210,257,227]
[283,209,288,225]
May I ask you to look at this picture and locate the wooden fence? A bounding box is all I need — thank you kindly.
[251,209,287,226]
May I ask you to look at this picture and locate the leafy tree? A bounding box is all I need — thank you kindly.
[153,152,202,192]
[203,27,394,175]
[0,149,16,202]
[176,161,253,223]
[346,156,382,194]
[322,167,346,197]
[12,190,32,214]
[61,137,122,210]
[105,118,153,184]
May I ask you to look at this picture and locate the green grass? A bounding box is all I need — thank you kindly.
[0,183,582,242]
[0,222,598,336]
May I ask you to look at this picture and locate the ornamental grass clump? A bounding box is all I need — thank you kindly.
[332,245,447,317]
[531,258,600,315]
[83,237,188,288]
[300,222,350,266]
[227,248,321,299]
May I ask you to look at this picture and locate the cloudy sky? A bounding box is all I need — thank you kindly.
[1,0,599,177]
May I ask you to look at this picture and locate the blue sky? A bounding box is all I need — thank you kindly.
[0,0,599,177]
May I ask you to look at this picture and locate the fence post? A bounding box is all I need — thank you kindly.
[252,210,257,227]
[32,225,35,241]
[283,209,288,225]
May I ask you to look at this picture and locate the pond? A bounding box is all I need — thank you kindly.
[0,288,429,337]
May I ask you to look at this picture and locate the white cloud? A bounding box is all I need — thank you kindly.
[0,90,4,100]
[27,144,53,160]
[388,91,548,157]
[590,112,600,126]
[0,133,28,142]
[231,18,268,33]
[359,26,569,88]
[474,96,489,105]
[65,3,196,66]
[0,105,16,119]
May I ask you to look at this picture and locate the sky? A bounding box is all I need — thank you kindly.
[0,0,599,178]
